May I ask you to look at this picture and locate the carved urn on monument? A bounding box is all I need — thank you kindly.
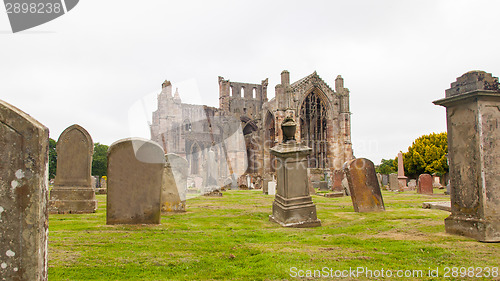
[269,116,321,227]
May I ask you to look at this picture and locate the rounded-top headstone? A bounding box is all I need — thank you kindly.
[54,124,93,187]
[418,174,433,195]
[107,138,165,224]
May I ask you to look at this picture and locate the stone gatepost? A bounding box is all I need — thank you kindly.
[0,99,49,280]
[269,116,321,228]
[433,70,500,242]
[49,124,97,214]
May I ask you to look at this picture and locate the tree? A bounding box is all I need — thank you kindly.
[376,159,396,174]
[92,142,109,179]
[396,132,448,177]
[48,138,57,180]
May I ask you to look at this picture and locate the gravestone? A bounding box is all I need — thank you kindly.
[318,181,329,191]
[381,174,389,186]
[306,169,316,195]
[397,152,407,191]
[408,179,417,191]
[376,173,383,189]
[162,153,188,212]
[332,169,344,192]
[418,174,433,195]
[269,117,321,227]
[48,125,97,214]
[268,181,276,196]
[263,174,272,194]
[343,158,385,212]
[107,138,164,224]
[0,99,49,280]
[389,173,398,191]
[434,70,500,242]
[100,177,107,189]
[342,177,350,196]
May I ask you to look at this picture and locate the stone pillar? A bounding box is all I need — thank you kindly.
[269,117,321,227]
[344,158,385,212]
[0,99,49,280]
[48,124,97,214]
[433,70,500,242]
[107,138,164,225]
[397,152,407,191]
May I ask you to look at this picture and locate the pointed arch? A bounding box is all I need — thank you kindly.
[299,87,330,168]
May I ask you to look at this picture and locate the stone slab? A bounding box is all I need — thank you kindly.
[423,201,451,212]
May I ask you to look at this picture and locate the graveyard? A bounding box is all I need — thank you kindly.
[47,190,499,280]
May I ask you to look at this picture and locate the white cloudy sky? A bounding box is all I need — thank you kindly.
[1,0,499,163]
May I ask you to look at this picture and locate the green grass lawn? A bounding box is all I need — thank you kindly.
[48,190,499,281]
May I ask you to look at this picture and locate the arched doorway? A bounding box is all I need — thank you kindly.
[300,90,329,168]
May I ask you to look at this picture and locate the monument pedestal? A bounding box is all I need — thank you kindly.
[269,142,321,228]
[434,71,500,242]
[48,187,97,214]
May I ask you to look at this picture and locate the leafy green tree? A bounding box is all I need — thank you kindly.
[376,159,396,174]
[92,143,109,180]
[396,132,448,177]
[48,138,57,180]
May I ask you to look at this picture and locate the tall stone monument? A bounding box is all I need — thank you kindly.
[0,99,49,280]
[344,158,385,212]
[107,138,164,225]
[397,152,407,191]
[162,153,189,212]
[48,124,97,214]
[269,116,321,227]
[433,70,500,242]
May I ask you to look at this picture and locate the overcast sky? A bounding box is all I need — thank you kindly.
[1,0,499,163]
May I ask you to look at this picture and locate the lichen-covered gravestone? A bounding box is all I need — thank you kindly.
[344,158,385,212]
[417,174,433,195]
[107,138,164,224]
[162,153,188,212]
[48,124,97,214]
[0,99,49,280]
[434,70,500,242]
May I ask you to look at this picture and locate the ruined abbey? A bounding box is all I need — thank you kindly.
[150,70,354,188]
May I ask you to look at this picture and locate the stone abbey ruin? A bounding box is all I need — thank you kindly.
[150,70,354,189]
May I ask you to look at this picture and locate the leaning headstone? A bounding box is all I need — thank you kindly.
[268,181,276,196]
[48,125,97,214]
[269,117,321,227]
[389,173,398,191]
[418,174,433,195]
[161,153,188,212]
[107,138,164,224]
[434,70,500,242]
[344,158,385,212]
[0,99,49,280]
